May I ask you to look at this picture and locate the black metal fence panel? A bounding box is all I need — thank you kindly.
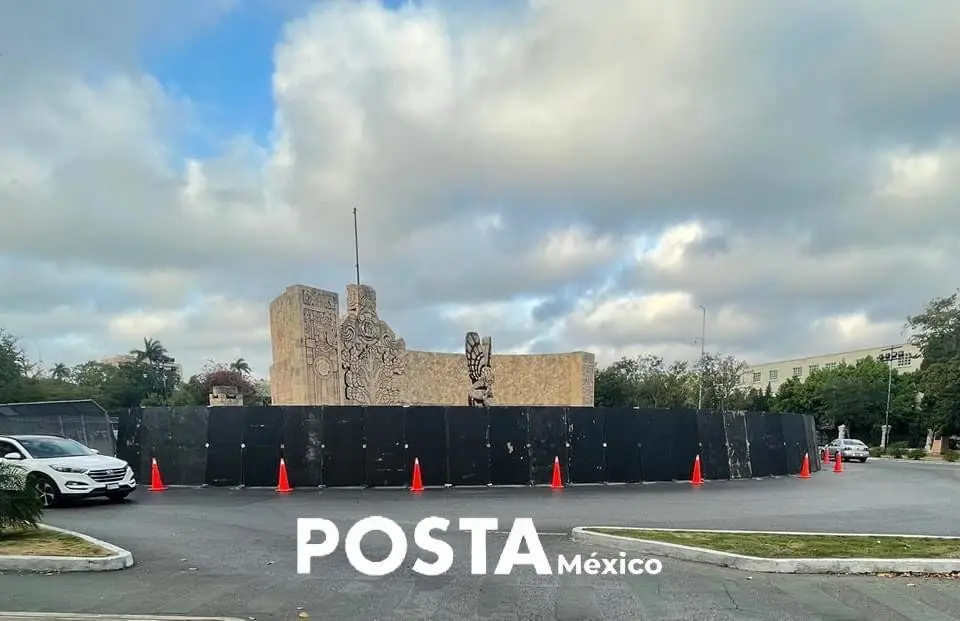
[364,406,408,487]
[697,410,731,481]
[321,406,366,487]
[447,408,490,486]
[636,409,672,482]
[803,414,821,471]
[723,411,752,479]
[281,407,323,488]
[745,411,770,477]
[527,407,567,485]
[567,407,605,484]
[404,407,447,487]
[762,412,789,476]
[489,407,530,485]
[116,406,814,487]
[603,408,641,483]
[781,412,808,475]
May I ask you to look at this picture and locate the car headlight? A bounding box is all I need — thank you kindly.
[50,465,88,474]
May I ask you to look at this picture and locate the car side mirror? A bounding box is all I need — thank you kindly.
[90,449,99,455]
[3,452,23,460]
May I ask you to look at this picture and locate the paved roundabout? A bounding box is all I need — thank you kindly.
[3,459,960,620]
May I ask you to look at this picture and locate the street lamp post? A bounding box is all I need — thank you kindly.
[697,305,706,410]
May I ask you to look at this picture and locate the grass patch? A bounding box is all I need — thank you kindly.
[589,529,960,559]
[0,526,112,557]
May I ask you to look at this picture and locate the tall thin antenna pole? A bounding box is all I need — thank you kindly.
[697,305,706,410]
[353,207,361,291]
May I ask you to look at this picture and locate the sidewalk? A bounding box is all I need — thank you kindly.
[874,456,960,466]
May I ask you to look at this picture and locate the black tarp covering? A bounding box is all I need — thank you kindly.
[321,406,366,487]
[762,412,788,476]
[802,414,821,471]
[447,408,490,486]
[697,410,730,481]
[143,407,208,486]
[205,407,244,486]
[117,406,816,488]
[781,412,808,476]
[404,407,447,487]
[723,411,752,479]
[636,409,671,482]
[242,407,282,487]
[281,407,323,488]
[567,407,605,484]
[604,408,641,483]
[115,407,142,480]
[745,411,770,478]
[527,407,567,485]
[489,407,529,485]
[364,407,408,487]
[671,409,701,481]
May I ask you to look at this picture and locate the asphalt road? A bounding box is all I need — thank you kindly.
[3,459,960,620]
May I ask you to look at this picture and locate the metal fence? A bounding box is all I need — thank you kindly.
[0,399,116,456]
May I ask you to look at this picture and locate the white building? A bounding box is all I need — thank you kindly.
[740,343,923,393]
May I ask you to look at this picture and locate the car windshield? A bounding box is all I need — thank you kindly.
[843,440,866,447]
[18,437,96,458]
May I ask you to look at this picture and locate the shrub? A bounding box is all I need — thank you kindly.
[943,450,959,463]
[907,448,927,460]
[884,441,908,456]
[868,447,883,458]
[890,446,905,459]
[0,462,43,532]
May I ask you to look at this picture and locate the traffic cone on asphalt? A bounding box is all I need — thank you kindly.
[276,458,293,493]
[148,457,167,491]
[691,455,704,486]
[822,447,829,463]
[550,456,563,489]
[410,457,424,492]
[833,451,843,473]
[799,453,811,479]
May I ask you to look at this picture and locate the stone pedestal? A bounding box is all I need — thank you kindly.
[880,424,891,448]
[209,385,243,407]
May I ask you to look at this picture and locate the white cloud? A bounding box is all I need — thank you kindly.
[3,0,960,380]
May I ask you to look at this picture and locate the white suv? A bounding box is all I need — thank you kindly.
[0,434,137,507]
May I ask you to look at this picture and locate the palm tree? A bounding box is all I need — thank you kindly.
[230,358,251,375]
[51,363,70,381]
[130,338,167,365]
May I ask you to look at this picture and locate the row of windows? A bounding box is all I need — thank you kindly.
[748,357,913,383]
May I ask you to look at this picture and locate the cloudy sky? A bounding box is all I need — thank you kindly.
[2,0,958,380]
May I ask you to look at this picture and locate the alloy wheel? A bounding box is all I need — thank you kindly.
[35,480,57,507]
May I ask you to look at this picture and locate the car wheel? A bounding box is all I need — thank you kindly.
[31,475,62,508]
[860,458,867,463]
[106,491,131,502]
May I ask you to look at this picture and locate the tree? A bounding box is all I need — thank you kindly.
[693,353,748,411]
[0,329,30,403]
[50,363,70,381]
[130,338,167,364]
[230,358,251,375]
[906,292,960,435]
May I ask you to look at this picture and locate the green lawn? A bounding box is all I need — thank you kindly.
[0,527,112,557]
[589,529,960,559]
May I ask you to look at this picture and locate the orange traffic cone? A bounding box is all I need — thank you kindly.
[691,455,704,486]
[550,456,563,489]
[833,450,843,473]
[799,453,811,479]
[276,458,293,493]
[821,447,829,463]
[410,457,424,492]
[148,457,167,491]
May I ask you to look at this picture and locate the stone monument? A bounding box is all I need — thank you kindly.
[340,284,407,405]
[465,332,494,407]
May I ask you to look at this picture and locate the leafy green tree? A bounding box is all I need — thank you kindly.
[0,461,43,531]
[230,358,252,375]
[907,291,960,435]
[0,329,30,403]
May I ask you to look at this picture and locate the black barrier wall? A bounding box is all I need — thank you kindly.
[117,406,819,488]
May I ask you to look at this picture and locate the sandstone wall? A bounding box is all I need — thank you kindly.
[401,350,595,407]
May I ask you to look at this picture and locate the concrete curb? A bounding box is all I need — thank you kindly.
[874,457,960,466]
[571,526,960,575]
[0,525,133,573]
[0,615,245,621]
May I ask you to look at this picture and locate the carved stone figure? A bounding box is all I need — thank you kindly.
[301,288,342,404]
[465,332,494,407]
[340,284,407,405]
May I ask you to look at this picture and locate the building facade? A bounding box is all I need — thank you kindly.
[740,343,923,393]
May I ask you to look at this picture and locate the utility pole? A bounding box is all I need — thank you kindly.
[879,344,919,448]
[697,305,706,410]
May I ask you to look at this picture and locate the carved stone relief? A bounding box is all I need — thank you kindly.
[340,284,407,405]
[581,353,596,406]
[301,288,342,404]
[465,332,494,407]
